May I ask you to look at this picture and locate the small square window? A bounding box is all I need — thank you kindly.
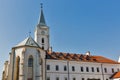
[118,68,119,71]
[104,68,107,73]
[91,67,94,72]
[86,67,89,72]
[56,65,59,71]
[97,67,99,72]
[56,77,59,80]
[82,78,84,80]
[64,66,67,71]
[47,77,50,80]
[112,68,114,73]
[81,67,84,72]
[72,66,75,71]
[47,65,50,70]
[65,77,67,80]
[73,78,76,80]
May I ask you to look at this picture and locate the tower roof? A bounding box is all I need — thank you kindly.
[15,36,40,48]
[38,4,46,26]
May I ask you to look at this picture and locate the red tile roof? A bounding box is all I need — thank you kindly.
[46,52,119,64]
[111,71,120,79]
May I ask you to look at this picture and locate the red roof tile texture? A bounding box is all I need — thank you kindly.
[46,52,119,64]
[111,71,120,79]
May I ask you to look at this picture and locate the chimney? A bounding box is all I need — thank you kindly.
[48,47,52,53]
[118,56,120,62]
[86,51,90,56]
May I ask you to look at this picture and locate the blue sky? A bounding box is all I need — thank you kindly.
[1,0,120,79]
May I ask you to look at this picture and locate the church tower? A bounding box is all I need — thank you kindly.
[35,4,49,50]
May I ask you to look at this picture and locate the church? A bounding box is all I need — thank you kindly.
[2,5,120,80]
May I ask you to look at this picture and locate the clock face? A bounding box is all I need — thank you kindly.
[41,31,45,35]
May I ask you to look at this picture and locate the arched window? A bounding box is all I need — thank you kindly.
[28,56,33,67]
[42,38,44,43]
[28,56,33,80]
[15,56,20,80]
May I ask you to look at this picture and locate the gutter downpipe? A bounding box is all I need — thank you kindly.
[101,63,104,80]
[67,60,70,80]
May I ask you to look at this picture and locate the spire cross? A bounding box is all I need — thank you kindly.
[40,3,43,8]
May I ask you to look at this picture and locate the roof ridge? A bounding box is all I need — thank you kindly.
[15,36,40,48]
[46,52,120,64]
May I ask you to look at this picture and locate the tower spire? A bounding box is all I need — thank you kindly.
[38,3,46,26]
[35,3,50,50]
[41,3,43,8]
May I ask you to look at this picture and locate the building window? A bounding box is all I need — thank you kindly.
[42,46,44,50]
[28,56,33,67]
[112,68,114,73]
[82,78,84,80]
[97,67,99,72]
[91,67,94,72]
[56,77,59,80]
[86,67,89,72]
[42,38,44,43]
[81,67,84,72]
[47,77,50,80]
[28,56,33,80]
[56,65,59,71]
[65,77,67,80]
[118,68,119,71]
[72,66,75,71]
[64,66,67,71]
[104,68,107,73]
[47,65,50,70]
[73,78,76,80]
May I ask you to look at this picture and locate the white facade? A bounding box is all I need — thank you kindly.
[46,59,120,80]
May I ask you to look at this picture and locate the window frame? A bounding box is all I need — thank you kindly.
[72,66,75,71]
[56,65,59,71]
[86,67,89,72]
[81,67,84,72]
[64,65,67,71]
[112,68,114,73]
[91,67,94,72]
[47,65,50,70]
[28,56,33,67]
[97,67,99,72]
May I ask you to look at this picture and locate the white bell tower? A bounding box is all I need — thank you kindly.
[35,4,49,50]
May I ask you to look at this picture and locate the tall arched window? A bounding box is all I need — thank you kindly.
[28,56,33,67]
[15,56,20,80]
[28,55,33,80]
